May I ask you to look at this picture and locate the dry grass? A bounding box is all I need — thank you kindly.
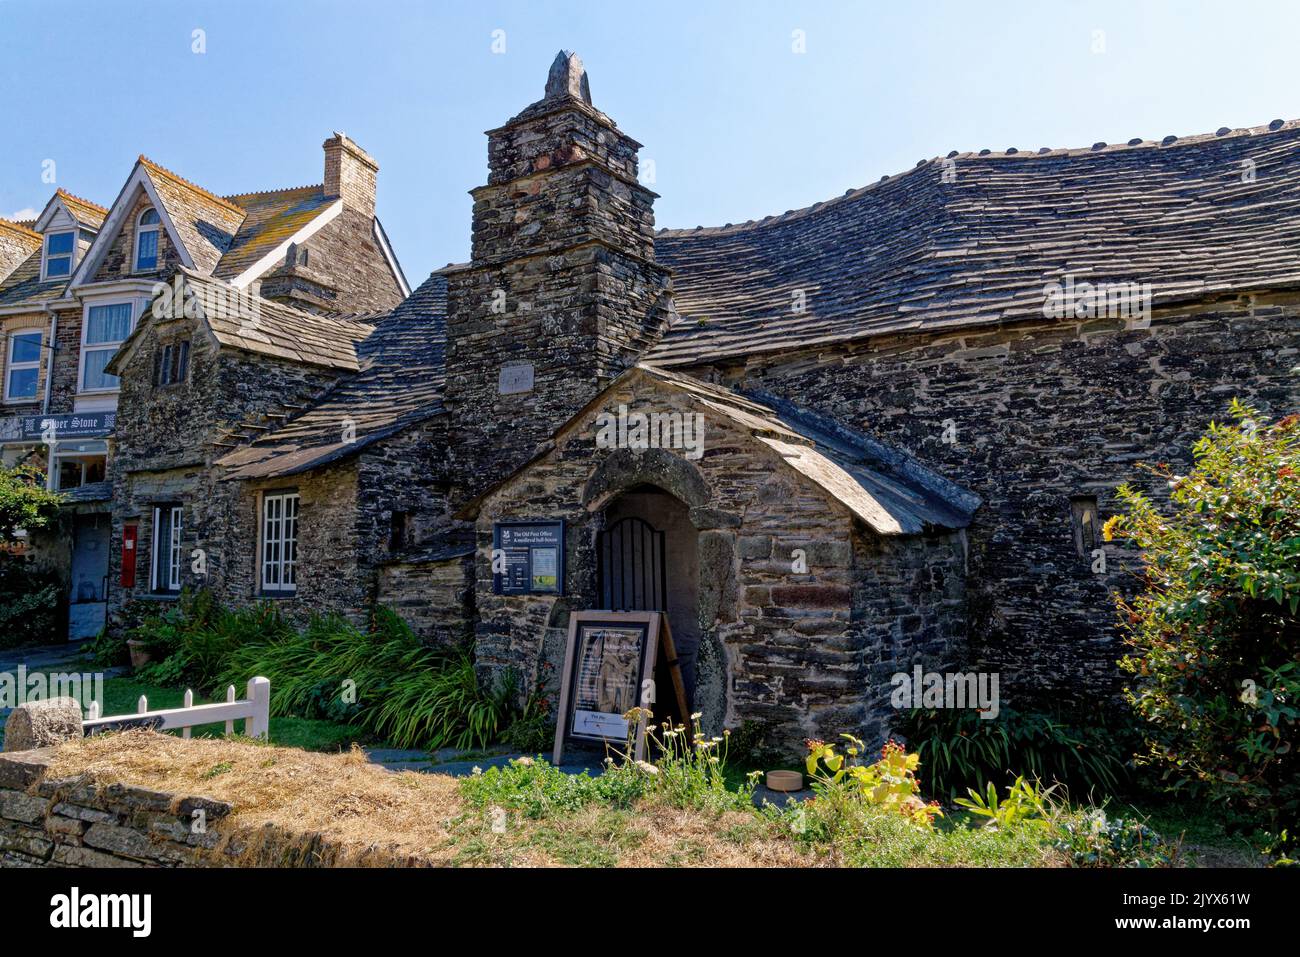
[44,732,816,867]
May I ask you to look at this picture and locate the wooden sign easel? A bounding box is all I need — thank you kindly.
[553,610,691,765]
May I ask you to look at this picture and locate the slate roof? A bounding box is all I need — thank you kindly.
[53,189,108,229]
[107,269,375,376]
[461,363,978,535]
[215,185,338,280]
[137,157,248,275]
[217,274,448,480]
[650,119,1300,366]
[0,247,65,307]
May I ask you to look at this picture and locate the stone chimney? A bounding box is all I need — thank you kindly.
[323,132,378,218]
[444,51,676,494]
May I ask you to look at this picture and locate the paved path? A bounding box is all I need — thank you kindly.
[363,745,609,777]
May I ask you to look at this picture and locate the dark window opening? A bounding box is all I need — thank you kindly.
[155,339,190,387]
[1071,496,1101,558]
[151,503,183,594]
[389,511,411,551]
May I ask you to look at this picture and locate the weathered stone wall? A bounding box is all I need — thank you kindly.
[682,295,1300,704]
[259,207,405,316]
[0,748,412,868]
[472,372,967,750]
[444,88,674,498]
[91,191,182,282]
[376,550,475,648]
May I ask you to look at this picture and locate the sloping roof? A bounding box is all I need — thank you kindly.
[107,269,374,375]
[0,247,65,307]
[214,184,339,280]
[138,157,247,274]
[217,274,448,480]
[650,119,1300,366]
[53,189,108,229]
[464,363,977,535]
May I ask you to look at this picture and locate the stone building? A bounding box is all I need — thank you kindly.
[1,134,409,638]
[7,51,1299,751]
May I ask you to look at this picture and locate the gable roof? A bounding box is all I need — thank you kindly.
[106,269,375,376]
[49,189,108,230]
[464,363,978,536]
[650,118,1300,366]
[71,158,358,292]
[216,274,448,480]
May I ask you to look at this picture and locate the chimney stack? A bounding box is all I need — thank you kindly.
[323,132,378,219]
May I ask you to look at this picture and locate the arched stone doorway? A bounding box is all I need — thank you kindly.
[599,486,699,727]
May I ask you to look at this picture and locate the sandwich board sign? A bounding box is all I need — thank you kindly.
[552,610,690,765]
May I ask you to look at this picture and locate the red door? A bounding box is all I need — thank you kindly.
[121,524,138,588]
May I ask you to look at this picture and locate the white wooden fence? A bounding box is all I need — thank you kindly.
[83,677,270,740]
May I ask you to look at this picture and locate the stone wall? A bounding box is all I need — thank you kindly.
[376,550,475,648]
[444,81,674,498]
[472,372,968,750]
[683,295,1300,704]
[0,748,411,868]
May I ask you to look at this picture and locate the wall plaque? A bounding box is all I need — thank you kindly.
[498,362,535,395]
[492,520,564,595]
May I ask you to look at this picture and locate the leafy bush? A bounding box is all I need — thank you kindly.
[124,591,513,751]
[898,706,1131,802]
[459,757,644,819]
[1105,402,1299,840]
[0,556,63,649]
[0,464,61,544]
[955,776,1053,829]
[798,737,943,849]
[1054,809,1173,868]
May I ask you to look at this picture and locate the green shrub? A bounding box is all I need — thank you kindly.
[898,705,1131,802]
[459,757,644,819]
[1054,810,1173,868]
[1106,401,1299,841]
[0,464,61,544]
[0,556,63,649]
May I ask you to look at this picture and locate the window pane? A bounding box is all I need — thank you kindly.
[82,349,119,390]
[136,230,158,270]
[87,303,131,344]
[45,256,71,278]
[11,332,41,364]
[7,367,38,399]
[46,232,73,255]
[140,209,160,226]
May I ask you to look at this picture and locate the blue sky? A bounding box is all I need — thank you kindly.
[2,0,1298,283]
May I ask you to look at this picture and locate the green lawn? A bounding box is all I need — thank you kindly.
[2,661,374,754]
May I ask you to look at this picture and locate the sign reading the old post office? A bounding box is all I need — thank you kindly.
[492,520,564,595]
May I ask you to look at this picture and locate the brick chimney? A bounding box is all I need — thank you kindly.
[323,132,378,218]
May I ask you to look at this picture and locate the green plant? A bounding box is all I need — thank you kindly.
[955,776,1053,829]
[805,735,943,830]
[501,673,555,754]
[0,556,62,649]
[1106,401,1299,842]
[898,705,1131,801]
[1054,809,1173,868]
[0,464,62,545]
[458,756,644,819]
[611,709,753,813]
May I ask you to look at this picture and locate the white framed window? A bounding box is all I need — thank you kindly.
[80,301,134,392]
[4,330,42,402]
[261,491,299,593]
[150,504,183,593]
[134,208,160,272]
[42,231,74,280]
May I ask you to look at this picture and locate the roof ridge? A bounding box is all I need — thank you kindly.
[54,188,109,215]
[0,216,43,241]
[138,155,248,216]
[224,183,324,200]
[655,116,1300,239]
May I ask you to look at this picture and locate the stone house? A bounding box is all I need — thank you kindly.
[1,134,409,638]
[7,50,1298,751]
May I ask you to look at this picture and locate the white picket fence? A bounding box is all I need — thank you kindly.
[83,677,270,740]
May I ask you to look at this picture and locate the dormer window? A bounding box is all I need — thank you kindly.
[42,231,74,280]
[135,208,160,271]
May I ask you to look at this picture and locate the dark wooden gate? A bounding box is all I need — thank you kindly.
[597,517,666,611]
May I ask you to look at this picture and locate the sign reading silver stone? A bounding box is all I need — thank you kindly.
[498,362,535,395]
